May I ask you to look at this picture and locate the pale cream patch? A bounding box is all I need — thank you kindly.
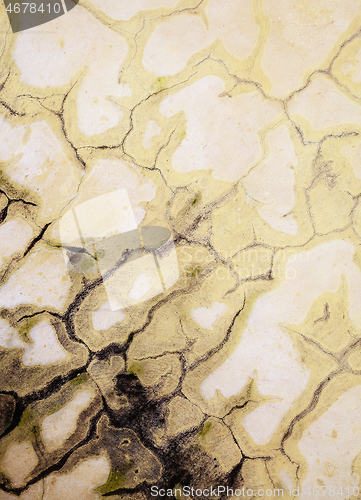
[288,75,361,131]
[0,118,82,220]
[41,390,95,452]
[0,245,71,311]
[201,240,361,445]
[0,319,26,349]
[243,124,298,234]
[190,301,227,330]
[159,75,282,182]
[261,0,361,97]
[22,321,67,366]
[279,469,294,490]
[43,456,110,500]
[143,0,259,76]
[1,441,38,487]
[92,301,126,331]
[142,120,162,150]
[341,47,361,83]
[0,218,34,265]
[12,6,130,136]
[298,385,361,500]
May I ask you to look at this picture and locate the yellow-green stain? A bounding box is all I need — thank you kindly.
[156,76,168,91]
[70,373,88,386]
[19,409,34,428]
[18,316,39,343]
[198,421,212,437]
[179,125,186,141]
[128,362,143,377]
[97,462,134,494]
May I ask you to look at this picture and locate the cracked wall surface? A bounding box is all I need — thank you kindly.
[1,0,361,499]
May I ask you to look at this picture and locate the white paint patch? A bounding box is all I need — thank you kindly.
[201,240,361,445]
[142,120,162,150]
[289,75,361,131]
[1,441,38,487]
[299,385,361,500]
[243,124,298,234]
[160,75,282,182]
[13,7,130,136]
[41,390,94,452]
[0,246,71,311]
[129,273,154,300]
[0,118,82,220]
[0,319,25,349]
[92,301,126,331]
[279,469,294,490]
[143,15,213,76]
[22,321,67,367]
[190,302,227,330]
[44,456,110,500]
[261,0,361,97]
[143,0,259,76]
[0,219,34,265]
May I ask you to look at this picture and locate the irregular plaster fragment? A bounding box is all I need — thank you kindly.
[159,75,282,181]
[128,303,187,360]
[43,456,110,500]
[240,459,274,494]
[261,0,361,97]
[95,416,162,493]
[197,417,242,474]
[0,244,71,311]
[243,124,298,235]
[88,356,125,411]
[12,6,130,136]
[142,0,259,76]
[0,441,38,488]
[0,218,33,267]
[0,118,82,221]
[92,301,126,332]
[41,390,95,452]
[200,240,361,446]
[129,354,182,398]
[166,396,204,437]
[288,75,361,139]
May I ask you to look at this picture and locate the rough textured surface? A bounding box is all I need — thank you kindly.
[1,0,361,499]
